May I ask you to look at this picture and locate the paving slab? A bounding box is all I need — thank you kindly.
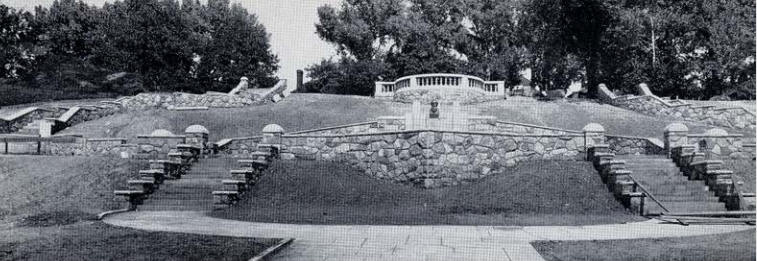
[104,211,755,261]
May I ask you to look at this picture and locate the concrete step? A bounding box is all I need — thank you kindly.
[151,193,214,200]
[143,199,214,206]
[655,195,721,202]
[659,201,727,212]
[137,205,214,211]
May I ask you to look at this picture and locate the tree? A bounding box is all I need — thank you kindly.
[0,5,36,78]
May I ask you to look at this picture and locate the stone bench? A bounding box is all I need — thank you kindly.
[139,169,165,184]
[212,191,240,205]
[114,190,146,210]
[127,179,157,194]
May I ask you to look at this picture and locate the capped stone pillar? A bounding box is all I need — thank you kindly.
[583,123,606,149]
[261,124,285,154]
[664,123,689,156]
[184,125,210,154]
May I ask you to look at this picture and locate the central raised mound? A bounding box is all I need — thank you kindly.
[210,160,644,226]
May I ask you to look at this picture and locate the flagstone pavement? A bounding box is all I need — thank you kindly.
[104,211,755,261]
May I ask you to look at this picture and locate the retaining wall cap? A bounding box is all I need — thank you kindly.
[582,123,605,132]
[150,129,174,136]
[664,123,689,133]
[262,124,285,133]
[704,128,729,136]
[185,124,210,134]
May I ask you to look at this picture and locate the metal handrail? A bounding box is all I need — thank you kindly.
[627,174,670,213]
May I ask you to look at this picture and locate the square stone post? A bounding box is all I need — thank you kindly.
[184,125,209,155]
[583,123,606,151]
[664,123,689,158]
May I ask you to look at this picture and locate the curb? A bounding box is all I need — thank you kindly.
[248,238,294,261]
[96,209,132,220]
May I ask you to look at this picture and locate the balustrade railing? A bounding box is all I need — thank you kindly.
[374,73,505,98]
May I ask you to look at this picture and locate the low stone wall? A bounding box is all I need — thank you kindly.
[217,136,264,157]
[136,135,186,158]
[122,80,287,109]
[394,87,499,105]
[280,130,587,188]
[490,121,583,136]
[0,107,65,133]
[61,105,122,127]
[46,137,138,157]
[287,122,380,136]
[606,135,664,155]
[687,134,744,159]
[610,94,755,131]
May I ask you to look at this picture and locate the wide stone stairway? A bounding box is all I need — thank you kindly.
[139,157,235,211]
[617,155,727,214]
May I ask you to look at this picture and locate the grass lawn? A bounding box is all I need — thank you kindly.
[0,155,146,222]
[61,94,750,142]
[532,229,756,261]
[0,221,278,261]
[211,160,645,226]
[724,159,757,193]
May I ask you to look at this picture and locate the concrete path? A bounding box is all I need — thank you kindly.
[104,211,754,261]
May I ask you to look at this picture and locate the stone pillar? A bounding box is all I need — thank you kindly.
[664,123,689,157]
[261,124,285,157]
[583,123,606,149]
[184,125,210,155]
[296,70,304,91]
[40,119,55,137]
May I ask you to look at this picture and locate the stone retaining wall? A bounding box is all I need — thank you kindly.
[491,121,583,136]
[279,130,588,188]
[0,108,65,133]
[394,88,499,105]
[136,135,186,158]
[687,134,744,159]
[606,135,664,155]
[62,106,122,127]
[607,87,755,131]
[217,136,264,157]
[122,80,287,109]
[46,138,137,157]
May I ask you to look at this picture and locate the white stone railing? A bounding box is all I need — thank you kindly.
[375,73,505,98]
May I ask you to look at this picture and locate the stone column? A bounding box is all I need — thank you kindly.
[664,123,689,157]
[583,123,606,150]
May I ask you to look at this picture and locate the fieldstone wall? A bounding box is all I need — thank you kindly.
[611,94,755,131]
[606,135,664,155]
[46,138,138,157]
[61,105,122,127]
[136,136,186,158]
[394,88,499,105]
[490,121,583,135]
[122,80,287,109]
[0,108,64,133]
[288,122,380,136]
[687,134,744,159]
[218,136,264,157]
[280,130,587,188]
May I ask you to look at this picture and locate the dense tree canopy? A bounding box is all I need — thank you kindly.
[307,0,755,100]
[0,0,278,94]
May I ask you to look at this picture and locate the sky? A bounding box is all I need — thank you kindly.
[1,0,342,84]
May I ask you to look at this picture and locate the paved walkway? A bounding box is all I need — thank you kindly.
[104,211,754,261]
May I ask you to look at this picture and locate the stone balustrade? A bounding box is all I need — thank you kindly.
[375,73,505,104]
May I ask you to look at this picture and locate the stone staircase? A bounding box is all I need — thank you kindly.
[138,157,234,211]
[617,155,727,214]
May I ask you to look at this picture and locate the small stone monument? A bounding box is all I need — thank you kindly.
[429,101,440,119]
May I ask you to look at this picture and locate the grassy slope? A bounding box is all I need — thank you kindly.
[0,155,146,222]
[0,222,277,261]
[211,160,643,226]
[532,229,756,261]
[62,94,750,141]
[724,159,756,192]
